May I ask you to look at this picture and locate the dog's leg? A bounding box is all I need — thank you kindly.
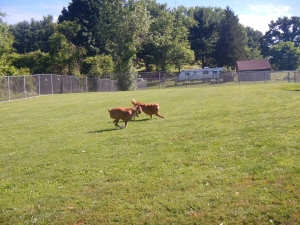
[113,119,120,127]
[155,113,165,118]
[134,113,139,119]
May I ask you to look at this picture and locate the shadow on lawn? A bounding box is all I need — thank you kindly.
[89,119,150,133]
[89,128,119,133]
[130,118,151,122]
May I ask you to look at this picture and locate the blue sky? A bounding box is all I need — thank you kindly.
[1,0,300,33]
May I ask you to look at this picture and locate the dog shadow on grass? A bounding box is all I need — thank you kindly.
[130,118,151,122]
[88,128,119,133]
[89,119,151,133]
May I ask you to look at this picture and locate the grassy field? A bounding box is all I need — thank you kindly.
[1,84,300,224]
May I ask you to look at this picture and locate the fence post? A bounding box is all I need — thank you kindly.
[24,75,26,99]
[78,77,81,93]
[8,76,10,101]
[51,74,53,94]
[186,74,188,88]
[98,78,101,92]
[110,75,112,92]
[288,71,290,83]
[264,72,266,84]
[38,74,41,95]
[62,76,64,94]
[70,76,73,93]
[159,72,161,89]
[85,75,88,92]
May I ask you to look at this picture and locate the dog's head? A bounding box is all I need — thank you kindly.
[134,105,142,115]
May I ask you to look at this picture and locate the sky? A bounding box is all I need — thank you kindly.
[1,0,300,34]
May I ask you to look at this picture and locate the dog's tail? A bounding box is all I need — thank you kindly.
[131,99,137,105]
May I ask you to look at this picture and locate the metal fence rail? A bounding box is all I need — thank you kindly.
[0,74,117,102]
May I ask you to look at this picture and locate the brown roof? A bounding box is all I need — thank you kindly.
[236,59,271,71]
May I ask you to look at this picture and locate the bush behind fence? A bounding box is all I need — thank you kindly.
[1,71,300,102]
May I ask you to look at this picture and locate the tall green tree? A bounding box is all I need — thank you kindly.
[97,0,151,73]
[188,6,223,68]
[10,15,55,53]
[269,41,300,70]
[138,4,194,71]
[0,12,13,59]
[137,1,169,71]
[260,16,300,57]
[244,26,263,59]
[215,6,248,69]
[95,0,152,90]
[49,30,86,75]
[0,11,29,75]
[166,6,194,71]
[58,0,104,55]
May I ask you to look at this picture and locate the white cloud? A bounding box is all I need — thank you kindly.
[2,6,42,24]
[238,3,293,33]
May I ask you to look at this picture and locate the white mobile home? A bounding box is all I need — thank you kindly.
[178,67,223,82]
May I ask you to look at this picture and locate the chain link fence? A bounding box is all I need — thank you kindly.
[137,70,300,89]
[0,74,117,102]
[1,71,300,102]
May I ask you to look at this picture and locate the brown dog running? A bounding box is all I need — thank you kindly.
[131,99,165,119]
[108,105,142,128]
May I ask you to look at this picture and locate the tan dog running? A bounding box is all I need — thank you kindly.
[131,99,165,119]
[108,105,142,128]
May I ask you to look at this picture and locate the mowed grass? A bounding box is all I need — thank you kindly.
[1,84,300,224]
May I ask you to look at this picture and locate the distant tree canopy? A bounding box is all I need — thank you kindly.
[10,15,55,54]
[260,16,300,69]
[58,0,104,55]
[0,2,299,85]
[188,6,223,68]
[0,12,30,75]
[269,42,300,70]
[244,26,263,60]
[215,6,248,69]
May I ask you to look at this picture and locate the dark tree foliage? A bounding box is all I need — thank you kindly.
[215,6,247,68]
[188,7,223,68]
[245,26,263,49]
[58,0,105,56]
[260,16,300,57]
[10,15,55,54]
[137,1,169,71]
[138,3,194,71]
[10,51,53,74]
[269,42,300,70]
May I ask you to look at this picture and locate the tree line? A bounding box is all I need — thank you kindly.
[1,0,300,90]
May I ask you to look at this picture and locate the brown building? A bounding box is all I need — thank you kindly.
[236,59,272,81]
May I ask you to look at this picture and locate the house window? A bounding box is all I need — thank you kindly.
[202,71,208,74]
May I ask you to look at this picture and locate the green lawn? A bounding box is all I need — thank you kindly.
[1,84,300,224]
